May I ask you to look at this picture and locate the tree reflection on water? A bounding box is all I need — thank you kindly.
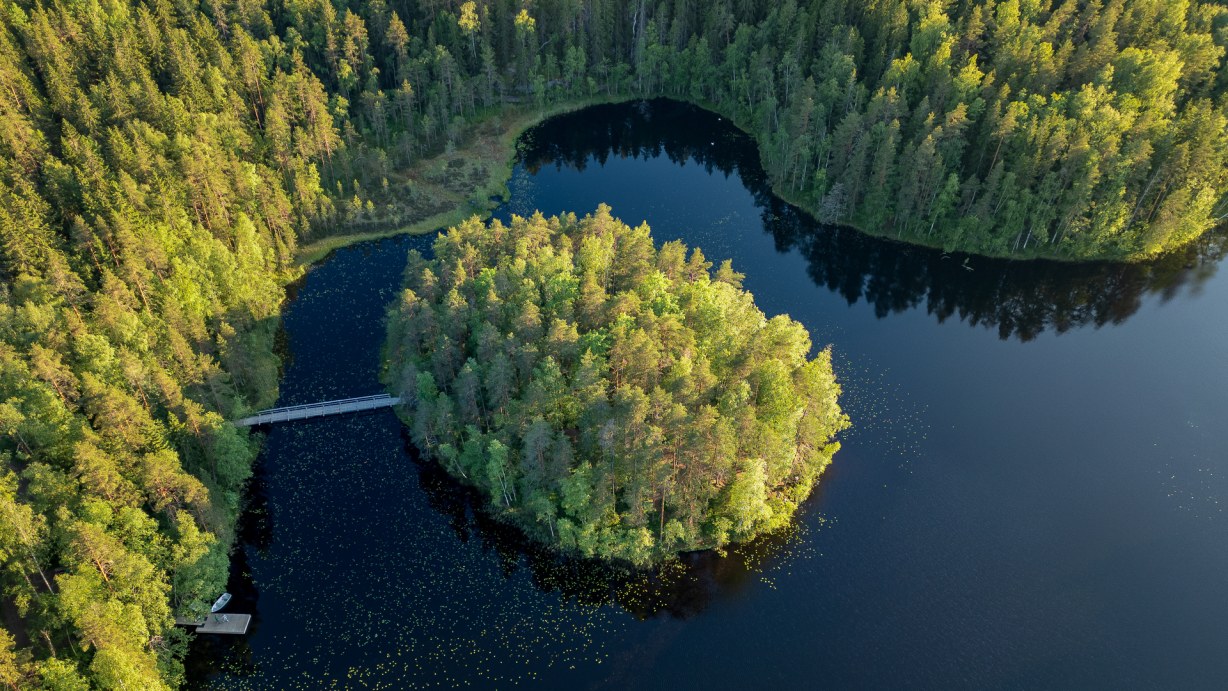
[520,99,1225,342]
[408,426,808,621]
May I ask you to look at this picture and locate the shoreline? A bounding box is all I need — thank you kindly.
[295,94,1219,269]
[680,95,1217,265]
[293,95,632,267]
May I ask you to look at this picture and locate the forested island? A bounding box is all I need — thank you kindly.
[0,0,1225,686]
[385,207,848,564]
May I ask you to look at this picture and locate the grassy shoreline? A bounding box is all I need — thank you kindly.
[294,95,630,267]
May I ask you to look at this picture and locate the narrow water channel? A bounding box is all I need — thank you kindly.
[189,100,1228,689]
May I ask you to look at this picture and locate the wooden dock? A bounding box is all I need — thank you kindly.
[234,393,401,426]
[176,614,252,635]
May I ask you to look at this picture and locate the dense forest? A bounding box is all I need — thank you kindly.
[187,0,1228,260]
[385,208,848,564]
[0,0,313,685]
[0,0,1225,685]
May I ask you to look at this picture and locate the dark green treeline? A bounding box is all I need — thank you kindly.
[157,0,1228,260]
[1,0,1226,686]
[224,0,1228,260]
[385,208,848,565]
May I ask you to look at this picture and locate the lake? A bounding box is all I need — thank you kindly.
[188,100,1228,689]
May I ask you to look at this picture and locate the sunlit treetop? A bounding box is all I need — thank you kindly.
[386,206,849,565]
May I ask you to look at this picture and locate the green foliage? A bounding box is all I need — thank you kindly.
[286,0,1228,259]
[0,0,319,682]
[2,0,1225,684]
[386,207,849,565]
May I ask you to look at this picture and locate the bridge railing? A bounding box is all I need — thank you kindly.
[252,394,394,415]
[235,394,401,426]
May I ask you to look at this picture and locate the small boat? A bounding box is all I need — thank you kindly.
[211,593,232,613]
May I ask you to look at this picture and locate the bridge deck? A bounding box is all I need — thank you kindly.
[176,614,251,635]
[235,394,401,426]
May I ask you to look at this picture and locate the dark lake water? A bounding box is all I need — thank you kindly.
[188,100,1228,689]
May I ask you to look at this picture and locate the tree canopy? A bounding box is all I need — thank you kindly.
[111,0,1224,261]
[1,0,1225,684]
[0,0,308,685]
[386,207,849,565]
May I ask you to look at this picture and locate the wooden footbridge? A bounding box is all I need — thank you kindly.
[234,393,401,427]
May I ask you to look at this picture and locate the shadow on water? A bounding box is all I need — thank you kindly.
[184,415,807,688]
[402,425,805,622]
[519,99,1226,342]
[183,474,264,685]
